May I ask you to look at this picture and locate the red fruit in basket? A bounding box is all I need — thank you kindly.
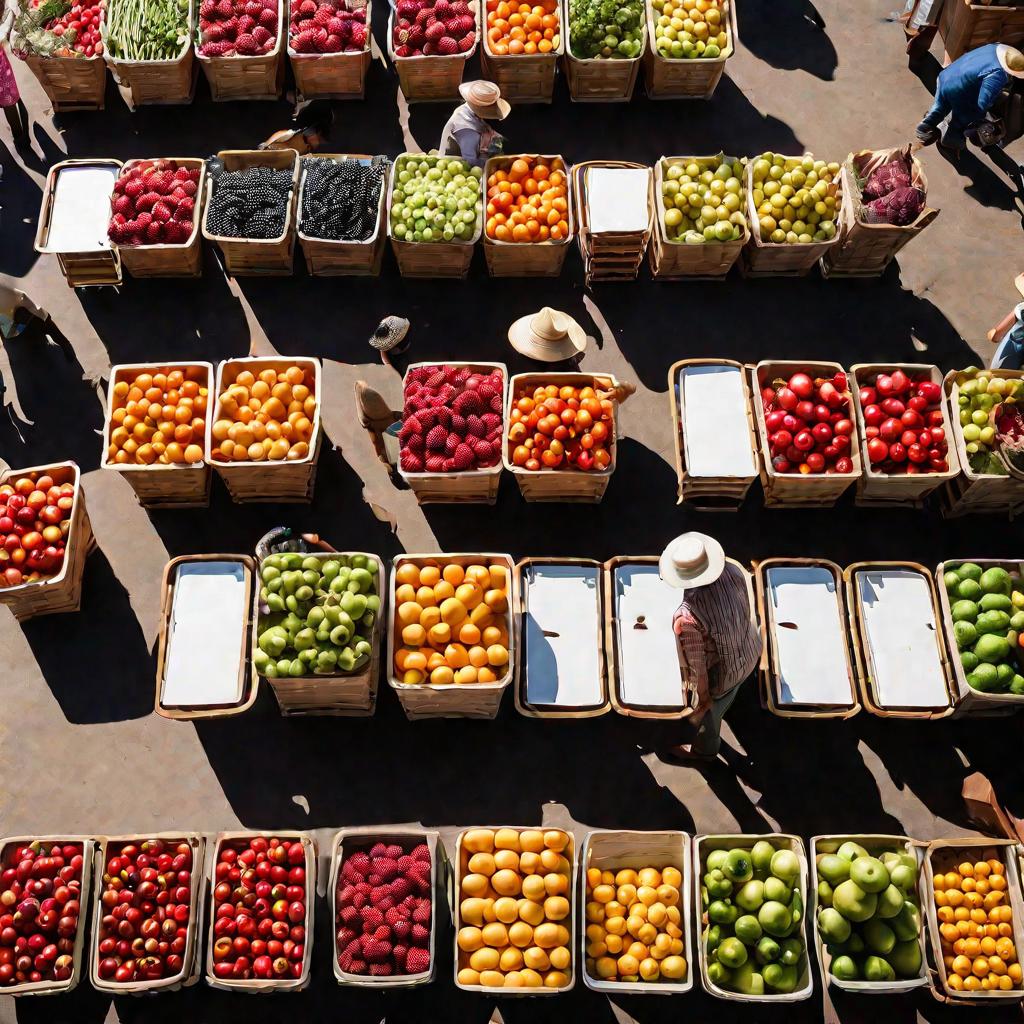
[889,369,909,393]
[788,372,814,399]
[835,456,854,474]
[875,373,895,397]
[901,409,922,430]
[859,386,877,406]
[907,443,928,464]
[862,404,883,427]
[867,438,889,463]
[794,400,814,422]
[880,397,905,418]
[879,418,901,444]
[907,394,928,414]
[806,452,825,473]
[775,387,798,412]
[916,381,941,405]
[765,410,786,433]
[793,430,815,452]
[811,422,832,445]
[888,443,907,463]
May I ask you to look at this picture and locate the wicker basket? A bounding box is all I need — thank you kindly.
[297,154,389,276]
[751,360,861,508]
[21,50,107,110]
[387,552,515,720]
[387,0,479,100]
[939,0,1024,61]
[289,3,372,99]
[562,0,644,101]
[0,462,94,622]
[482,154,573,277]
[202,149,299,276]
[479,14,564,103]
[641,0,735,99]
[196,0,285,99]
[208,355,322,502]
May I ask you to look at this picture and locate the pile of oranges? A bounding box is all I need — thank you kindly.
[485,0,559,55]
[485,157,569,244]
[933,855,1021,993]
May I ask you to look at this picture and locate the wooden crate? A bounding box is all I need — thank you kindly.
[822,148,938,279]
[642,0,735,99]
[330,828,441,987]
[845,560,955,720]
[35,159,123,288]
[503,372,618,502]
[387,0,479,101]
[942,369,1024,517]
[89,834,206,994]
[454,827,576,994]
[208,355,322,502]
[482,154,573,277]
[849,363,959,507]
[580,830,693,993]
[669,358,757,510]
[114,159,206,279]
[939,0,1024,60]
[562,0,643,102]
[387,552,515,720]
[754,557,861,720]
[289,3,372,99]
[750,361,861,508]
[205,831,316,991]
[202,149,298,276]
[196,0,285,99]
[297,154,389,276]
[0,462,94,622]
[22,51,106,110]
[0,836,96,996]
[741,156,842,278]
[480,26,563,104]
[398,361,506,504]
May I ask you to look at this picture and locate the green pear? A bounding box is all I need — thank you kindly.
[837,841,868,862]
[736,880,765,912]
[771,849,800,885]
[863,919,896,955]
[889,938,923,978]
[817,907,851,945]
[850,857,890,894]
[817,854,851,886]
[875,884,905,919]
[832,955,859,981]
[833,880,877,923]
[751,840,776,876]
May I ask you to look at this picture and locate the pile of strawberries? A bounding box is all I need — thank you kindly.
[335,841,432,977]
[108,161,200,247]
[198,0,280,57]
[399,365,504,474]
[392,0,476,57]
[290,0,368,52]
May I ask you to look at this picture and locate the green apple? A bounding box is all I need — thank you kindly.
[850,857,890,894]
[837,841,868,862]
[780,937,804,966]
[833,880,877,923]
[765,876,791,903]
[735,914,762,945]
[891,901,921,943]
[707,960,730,986]
[771,849,800,885]
[755,935,780,964]
[863,919,896,955]
[817,907,851,945]
[889,863,917,893]
[817,853,851,886]
[705,868,733,900]
[716,936,748,969]
[758,901,792,938]
[880,851,902,874]
[832,955,859,981]
[889,938,923,978]
[724,848,754,884]
[817,880,834,907]
[736,880,765,912]
[763,962,798,992]
[707,849,728,872]
[863,955,896,982]
[708,900,737,925]
[728,960,764,995]
[704,924,722,953]
[751,840,776,877]
[875,884,904,919]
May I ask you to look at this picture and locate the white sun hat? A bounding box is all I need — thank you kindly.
[507,307,587,362]
[459,80,511,120]
[659,533,726,590]
[997,44,1024,78]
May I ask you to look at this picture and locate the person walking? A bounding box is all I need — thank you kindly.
[988,273,1024,370]
[438,80,509,169]
[659,533,760,763]
[916,43,1024,153]
[0,0,29,141]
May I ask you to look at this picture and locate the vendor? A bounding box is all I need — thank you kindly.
[659,533,760,764]
[438,80,510,169]
[988,273,1024,370]
[0,0,28,141]
[915,43,1024,152]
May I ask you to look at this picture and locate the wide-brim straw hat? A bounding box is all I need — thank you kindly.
[998,44,1024,78]
[659,533,726,591]
[508,307,587,362]
[459,80,511,120]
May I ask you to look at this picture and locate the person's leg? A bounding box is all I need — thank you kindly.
[690,684,743,757]
[941,115,967,152]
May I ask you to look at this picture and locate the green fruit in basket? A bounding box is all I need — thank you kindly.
[850,857,889,894]
[661,157,746,243]
[996,663,1016,688]
[707,849,729,872]
[763,961,798,993]
[953,620,978,650]
[817,854,850,887]
[976,610,1011,635]
[863,919,896,956]
[959,562,984,582]
[729,960,764,995]
[877,883,906,918]
[832,955,859,981]
[943,570,961,593]
[705,869,732,900]
[708,900,737,925]
[755,935,781,964]
[951,599,979,623]
[891,901,921,943]
[780,937,804,966]
[1011,674,1024,695]
[863,955,896,983]
[723,849,753,883]
[890,938,922,978]
[961,651,979,673]
[764,876,791,903]
[980,567,1012,595]
[967,663,1000,691]
[735,915,762,945]
[833,880,876,923]
[1010,610,1024,630]
[979,593,1012,613]
[771,850,800,885]
[974,633,1010,662]
[837,841,868,863]
[751,840,775,877]
[817,907,850,945]
[736,880,765,912]
[817,881,833,907]
[758,901,792,938]
[716,936,748,969]
[704,923,722,953]
[707,960,731,986]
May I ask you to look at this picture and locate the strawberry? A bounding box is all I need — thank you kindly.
[392,918,411,941]
[444,433,461,455]
[340,904,359,926]
[348,958,367,974]
[490,394,503,413]
[392,943,408,970]
[145,222,164,243]
[349,851,371,874]
[425,454,446,473]
[400,451,424,473]
[450,0,469,15]
[362,937,391,963]
[473,439,493,462]
[425,425,448,451]
[451,444,475,470]
[369,963,393,976]
[360,906,384,930]
[124,178,145,198]
[253,24,272,43]
[411,922,430,946]
[437,35,457,53]
[371,857,400,882]
[412,844,430,863]
[112,194,133,216]
[405,946,431,973]
[424,368,446,389]
[389,877,411,902]
[466,415,485,438]
[425,20,444,39]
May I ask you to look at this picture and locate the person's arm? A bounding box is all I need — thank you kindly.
[451,128,482,168]
[989,308,1018,344]
[673,605,710,718]
[973,67,1006,121]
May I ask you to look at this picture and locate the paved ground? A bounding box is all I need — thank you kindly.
[2,0,1024,1021]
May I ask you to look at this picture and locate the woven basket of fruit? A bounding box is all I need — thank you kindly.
[288,0,371,98]
[388,0,480,101]
[850,364,959,507]
[388,553,515,719]
[208,357,322,502]
[752,361,862,508]
[297,154,390,276]
[742,154,843,278]
[0,462,94,622]
[694,834,813,1002]
[206,832,316,990]
[580,830,693,993]
[504,373,618,501]
[650,155,748,280]
[330,829,441,986]
[196,0,285,99]
[455,827,576,993]
[0,836,96,996]
[809,835,929,994]
[102,362,213,507]
[480,0,563,102]
[940,0,1024,62]
[89,834,206,993]
[642,0,735,100]
[562,0,645,101]
[941,368,1024,518]
[202,150,299,275]
[754,558,860,721]
[103,0,195,106]
[845,560,955,720]
[936,559,1024,715]
[482,154,573,277]
[922,838,1024,1003]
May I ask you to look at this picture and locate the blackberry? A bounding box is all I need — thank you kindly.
[206,165,294,240]
[299,156,389,242]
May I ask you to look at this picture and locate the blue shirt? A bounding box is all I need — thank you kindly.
[937,44,1008,124]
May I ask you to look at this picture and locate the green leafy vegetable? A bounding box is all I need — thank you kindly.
[568,0,644,60]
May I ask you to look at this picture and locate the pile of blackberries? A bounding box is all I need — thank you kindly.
[300,156,389,242]
[206,165,294,239]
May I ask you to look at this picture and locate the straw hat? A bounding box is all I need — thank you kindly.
[459,80,511,120]
[998,44,1024,78]
[508,308,587,362]
[659,533,726,591]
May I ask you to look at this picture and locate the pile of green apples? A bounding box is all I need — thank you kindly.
[701,841,806,996]
[815,841,923,984]
[660,156,747,245]
[953,367,1023,476]
[750,154,839,245]
[254,552,379,678]
[390,155,482,244]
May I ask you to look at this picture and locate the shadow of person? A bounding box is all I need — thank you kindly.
[0,145,44,278]
[737,0,837,81]
[933,142,1023,213]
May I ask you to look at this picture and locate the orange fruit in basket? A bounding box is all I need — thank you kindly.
[486,157,568,243]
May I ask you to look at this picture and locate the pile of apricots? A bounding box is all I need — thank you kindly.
[485,157,569,244]
[485,0,559,55]
[508,382,614,472]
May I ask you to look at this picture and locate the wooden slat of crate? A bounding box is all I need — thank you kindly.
[23,52,107,109]
[480,32,562,103]
[939,0,1024,61]
[290,5,372,100]
[105,1,195,107]
[641,0,735,99]
[387,0,479,101]
[562,0,643,102]
[196,0,285,100]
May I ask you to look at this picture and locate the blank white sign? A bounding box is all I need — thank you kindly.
[586,168,650,233]
[47,165,118,253]
[680,365,757,478]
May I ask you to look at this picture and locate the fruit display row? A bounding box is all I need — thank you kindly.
[485,156,570,245]
[299,157,389,242]
[198,0,279,57]
[389,155,482,244]
[107,160,201,248]
[750,154,840,246]
[568,0,643,60]
[659,155,747,245]
[952,368,1024,477]
[289,0,368,54]
[651,0,727,60]
[104,0,189,61]
[392,0,476,57]
[485,0,558,56]
[0,470,78,589]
